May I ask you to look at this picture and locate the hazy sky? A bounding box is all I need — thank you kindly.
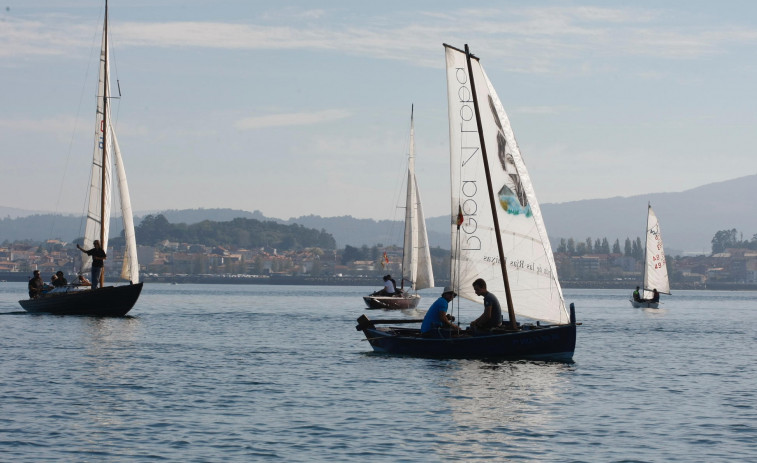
[2,1,756,221]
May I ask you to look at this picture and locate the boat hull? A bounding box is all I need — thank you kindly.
[356,318,576,361]
[629,299,659,309]
[363,294,421,310]
[19,283,143,317]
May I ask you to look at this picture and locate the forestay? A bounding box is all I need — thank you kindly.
[444,45,568,324]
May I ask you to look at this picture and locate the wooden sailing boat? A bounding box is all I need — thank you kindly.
[356,44,576,360]
[630,204,670,308]
[363,106,435,310]
[19,0,143,316]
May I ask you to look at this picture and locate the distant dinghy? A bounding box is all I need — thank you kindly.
[630,204,670,309]
[363,106,435,310]
[19,0,142,316]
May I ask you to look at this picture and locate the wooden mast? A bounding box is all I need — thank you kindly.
[99,0,108,288]
[463,44,518,330]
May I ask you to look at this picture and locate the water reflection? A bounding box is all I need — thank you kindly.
[78,316,142,431]
[433,359,575,460]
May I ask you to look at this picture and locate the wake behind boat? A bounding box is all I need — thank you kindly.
[18,0,142,317]
[363,106,434,310]
[630,203,670,308]
[357,44,577,360]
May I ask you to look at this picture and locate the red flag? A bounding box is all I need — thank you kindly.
[456,205,464,229]
[381,251,389,269]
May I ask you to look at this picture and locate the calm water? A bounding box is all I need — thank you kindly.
[1,282,756,462]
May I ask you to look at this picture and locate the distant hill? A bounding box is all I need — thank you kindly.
[538,174,757,254]
[2,175,755,253]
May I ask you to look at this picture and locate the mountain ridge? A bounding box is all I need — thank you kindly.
[2,174,755,253]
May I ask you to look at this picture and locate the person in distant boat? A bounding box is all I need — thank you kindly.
[28,270,44,298]
[650,289,660,303]
[77,240,106,290]
[633,286,642,302]
[421,286,459,337]
[77,274,92,286]
[470,278,503,331]
[52,270,68,287]
[374,274,396,296]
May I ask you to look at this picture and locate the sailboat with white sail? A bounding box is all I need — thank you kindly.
[364,106,435,310]
[630,204,670,308]
[19,0,143,316]
[356,44,577,360]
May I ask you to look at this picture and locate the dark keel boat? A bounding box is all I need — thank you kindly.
[357,44,578,360]
[19,284,143,317]
[18,0,142,317]
[357,307,576,360]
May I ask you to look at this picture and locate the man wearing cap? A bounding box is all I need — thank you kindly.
[420,286,459,336]
[28,270,44,298]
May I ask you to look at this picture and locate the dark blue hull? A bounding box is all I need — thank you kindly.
[19,282,143,317]
[363,294,420,310]
[357,317,576,361]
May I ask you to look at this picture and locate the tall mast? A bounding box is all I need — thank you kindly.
[99,0,109,287]
[399,104,414,290]
[464,44,517,330]
[642,202,651,292]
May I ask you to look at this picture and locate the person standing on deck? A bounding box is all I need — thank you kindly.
[77,240,106,290]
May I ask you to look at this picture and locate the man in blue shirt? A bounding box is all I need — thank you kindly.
[421,286,459,336]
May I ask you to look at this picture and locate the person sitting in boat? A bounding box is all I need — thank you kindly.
[373,274,397,296]
[52,271,68,287]
[650,288,660,303]
[77,274,92,286]
[633,286,642,302]
[28,270,44,298]
[420,286,459,337]
[77,240,106,290]
[470,278,503,331]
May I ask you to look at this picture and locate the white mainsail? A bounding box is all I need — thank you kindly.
[80,2,139,284]
[444,44,568,324]
[402,107,434,290]
[642,205,669,299]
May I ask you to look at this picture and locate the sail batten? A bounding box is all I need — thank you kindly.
[445,44,568,325]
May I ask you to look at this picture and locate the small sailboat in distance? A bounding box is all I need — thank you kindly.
[363,106,435,310]
[630,203,670,308]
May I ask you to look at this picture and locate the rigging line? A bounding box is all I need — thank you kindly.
[77,4,108,244]
[49,11,103,242]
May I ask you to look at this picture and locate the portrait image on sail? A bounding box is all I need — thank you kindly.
[357,44,577,360]
[18,0,143,316]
